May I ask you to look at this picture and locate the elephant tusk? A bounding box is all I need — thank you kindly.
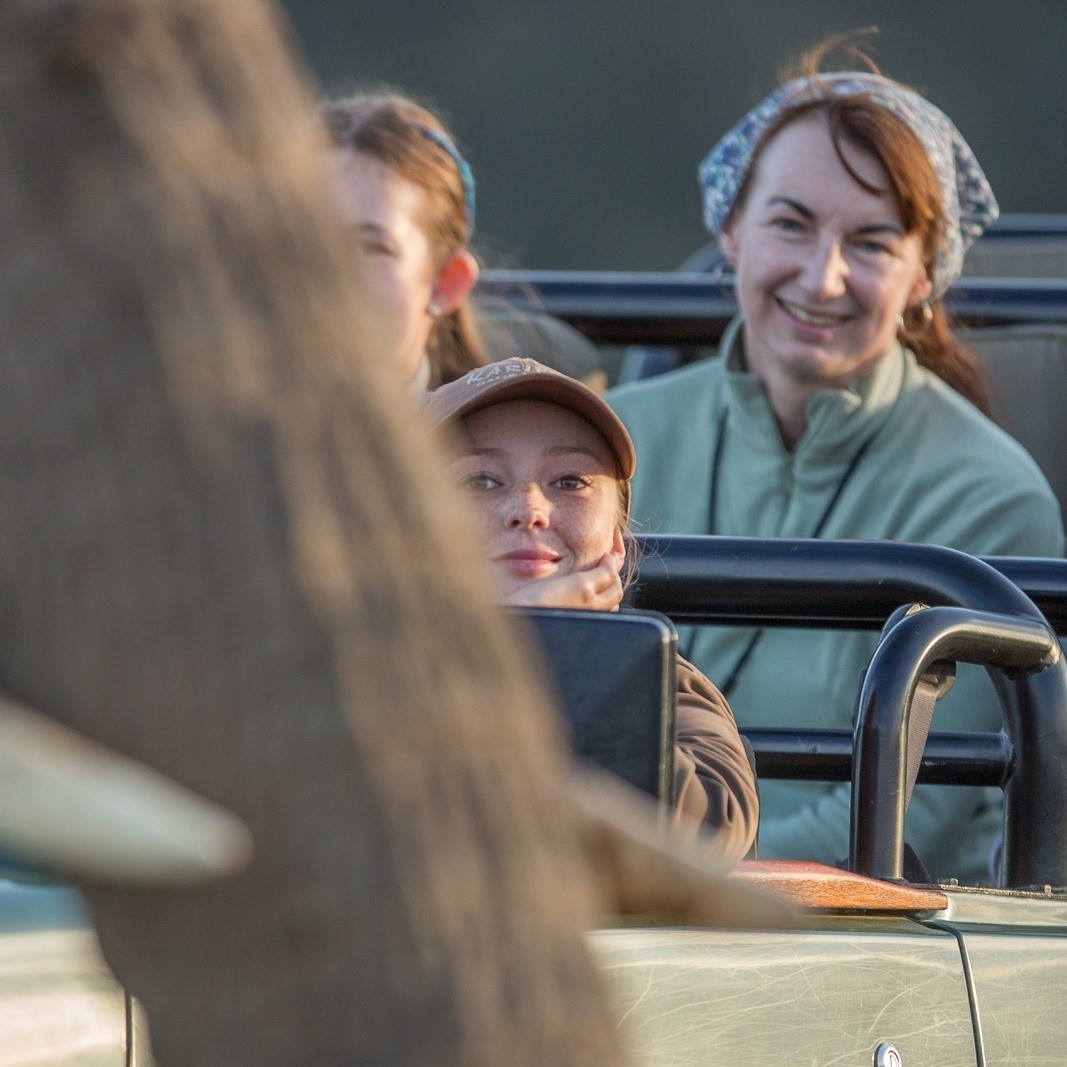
[0,697,254,885]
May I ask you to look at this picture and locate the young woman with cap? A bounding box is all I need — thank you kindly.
[607,38,1064,883]
[427,357,759,865]
[321,91,484,394]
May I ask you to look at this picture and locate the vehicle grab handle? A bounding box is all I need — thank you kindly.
[850,604,1067,888]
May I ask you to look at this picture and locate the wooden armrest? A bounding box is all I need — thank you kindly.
[735,860,949,913]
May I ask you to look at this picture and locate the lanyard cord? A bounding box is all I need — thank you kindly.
[682,406,876,697]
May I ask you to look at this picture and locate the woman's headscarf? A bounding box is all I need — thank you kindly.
[698,72,999,296]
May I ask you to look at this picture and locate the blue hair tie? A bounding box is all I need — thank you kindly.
[417,126,476,238]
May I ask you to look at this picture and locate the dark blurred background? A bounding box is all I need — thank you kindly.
[278,0,1066,271]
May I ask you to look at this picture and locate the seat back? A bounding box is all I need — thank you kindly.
[476,304,608,391]
[962,323,1067,527]
[961,214,1067,278]
[516,608,677,803]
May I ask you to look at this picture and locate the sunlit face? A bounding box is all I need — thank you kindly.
[449,400,626,600]
[326,148,437,383]
[721,112,933,397]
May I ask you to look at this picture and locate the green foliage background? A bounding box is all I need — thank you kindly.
[278,1,1066,270]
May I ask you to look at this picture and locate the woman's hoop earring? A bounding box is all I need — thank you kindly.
[426,302,442,318]
[709,257,735,299]
[899,299,934,338]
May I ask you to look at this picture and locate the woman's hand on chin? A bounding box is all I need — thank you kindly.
[503,554,623,612]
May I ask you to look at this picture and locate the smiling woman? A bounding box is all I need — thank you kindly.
[607,34,1065,884]
[719,110,934,446]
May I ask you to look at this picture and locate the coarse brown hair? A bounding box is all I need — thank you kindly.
[321,91,487,388]
[729,34,992,415]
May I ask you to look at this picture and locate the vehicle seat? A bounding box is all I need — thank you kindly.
[962,323,1067,528]
[961,228,1067,278]
[519,608,678,804]
[477,304,608,392]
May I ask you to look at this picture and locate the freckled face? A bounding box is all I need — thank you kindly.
[326,148,437,383]
[721,112,932,395]
[449,400,625,599]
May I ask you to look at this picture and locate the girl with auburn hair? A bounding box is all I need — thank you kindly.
[321,91,486,392]
[608,34,1064,884]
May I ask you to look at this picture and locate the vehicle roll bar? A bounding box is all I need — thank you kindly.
[988,556,1067,633]
[629,536,1049,628]
[627,536,1067,888]
[477,271,1067,345]
[747,728,1011,787]
[852,606,1067,889]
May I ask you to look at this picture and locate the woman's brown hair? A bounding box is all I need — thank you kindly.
[321,92,487,388]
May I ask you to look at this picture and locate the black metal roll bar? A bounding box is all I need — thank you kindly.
[979,213,1067,239]
[629,535,1064,788]
[626,535,1067,888]
[987,556,1067,633]
[852,606,1067,888]
[477,270,1067,346]
[748,728,1011,788]
[629,535,1053,628]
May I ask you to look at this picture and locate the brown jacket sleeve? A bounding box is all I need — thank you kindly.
[672,654,759,866]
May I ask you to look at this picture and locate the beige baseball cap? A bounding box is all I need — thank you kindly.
[425,357,636,482]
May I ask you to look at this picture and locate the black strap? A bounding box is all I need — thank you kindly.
[898,656,954,883]
[684,407,876,695]
[903,660,955,810]
[904,679,938,805]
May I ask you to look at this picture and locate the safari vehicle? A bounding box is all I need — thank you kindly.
[478,228,1067,1067]
[589,537,1067,1067]
[5,224,1067,1066]
[10,538,1066,1067]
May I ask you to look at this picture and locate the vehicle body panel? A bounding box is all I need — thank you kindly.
[0,882,126,1066]
[964,930,1067,1067]
[942,894,1067,1067]
[594,920,976,1067]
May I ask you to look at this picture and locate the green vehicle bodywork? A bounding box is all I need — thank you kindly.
[9,862,1064,1065]
[597,892,1067,1067]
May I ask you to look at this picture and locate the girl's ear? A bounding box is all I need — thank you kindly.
[609,525,626,572]
[430,251,479,314]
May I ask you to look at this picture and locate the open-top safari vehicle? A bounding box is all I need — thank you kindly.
[6,534,1067,1066]
[591,535,1067,1067]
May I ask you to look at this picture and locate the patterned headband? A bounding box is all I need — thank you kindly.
[417,126,476,238]
[698,72,999,295]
